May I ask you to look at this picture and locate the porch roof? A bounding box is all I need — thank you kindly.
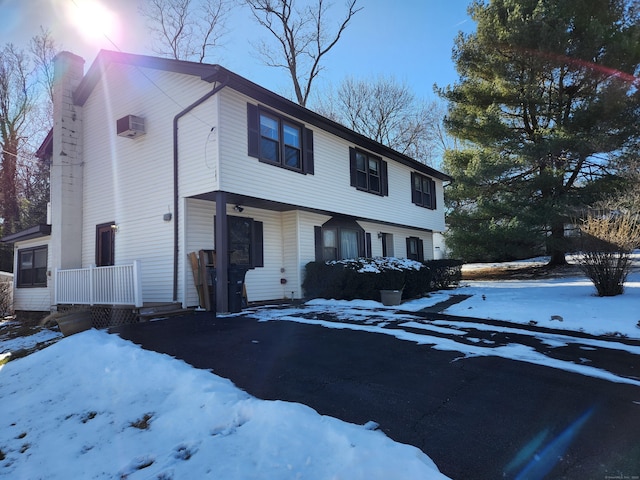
[0,224,51,243]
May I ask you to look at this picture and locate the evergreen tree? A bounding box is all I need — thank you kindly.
[440,0,640,264]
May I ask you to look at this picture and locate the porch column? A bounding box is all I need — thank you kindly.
[214,192,229,313]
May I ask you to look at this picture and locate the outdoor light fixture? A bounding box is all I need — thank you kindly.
[378,232,383,239]
[234,205,244,213]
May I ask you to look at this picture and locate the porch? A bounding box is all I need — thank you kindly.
[55,262,143,308]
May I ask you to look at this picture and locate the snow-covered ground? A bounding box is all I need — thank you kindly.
[1,254,639,479]
[0,329,448,479]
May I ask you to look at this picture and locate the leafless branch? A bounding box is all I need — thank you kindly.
[245,0,362,106]
[139,0,233,62]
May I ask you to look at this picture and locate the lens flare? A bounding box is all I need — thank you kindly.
[66,0,121,47]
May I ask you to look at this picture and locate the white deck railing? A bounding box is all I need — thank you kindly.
[55,261,143,307]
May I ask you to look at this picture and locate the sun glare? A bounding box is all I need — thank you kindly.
[66,0,121,46]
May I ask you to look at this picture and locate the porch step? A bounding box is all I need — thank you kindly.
[137,303,194,321]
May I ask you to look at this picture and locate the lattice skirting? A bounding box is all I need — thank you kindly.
[57,305,138,329]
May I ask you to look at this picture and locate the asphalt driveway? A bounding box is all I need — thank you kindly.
[111,311,640,479]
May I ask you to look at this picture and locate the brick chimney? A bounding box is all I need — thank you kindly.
[49,52,85,271]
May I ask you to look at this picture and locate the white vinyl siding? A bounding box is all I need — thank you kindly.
[184,199,306,304]
[217,89,446,232]
[358,221,435,260]
[74,60,447,308]
[178,94,220,198]
[81,64,213,303]
[12,237,52,312]
[183,199,216,307]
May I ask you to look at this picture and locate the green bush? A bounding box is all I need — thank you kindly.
[302,257,434,301]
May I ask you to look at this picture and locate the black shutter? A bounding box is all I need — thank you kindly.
[405,237,412,259]
[430,179,437,209]
[349,148,357,187]
[365,232,372,258]
[303,128,314,174]
[418,239,424,262]
[380,160,388,196]
[314,226,323,261]
[247,103,259,158]
[251,220,264,267]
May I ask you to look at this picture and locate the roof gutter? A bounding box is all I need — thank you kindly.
[172,77,228,302]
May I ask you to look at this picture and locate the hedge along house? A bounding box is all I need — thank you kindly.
[2,50,451,318]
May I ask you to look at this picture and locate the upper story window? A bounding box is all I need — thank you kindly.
[411,172,436,209]
[349,148,388,196]
[17,246,48,288]
[248,103,314,174]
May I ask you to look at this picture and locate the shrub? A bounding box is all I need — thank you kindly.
[425,259,463,290]
[576,209,640,296]
[303,257,432,301]
[0,280,12,317]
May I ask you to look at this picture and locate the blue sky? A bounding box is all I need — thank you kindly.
[0,0,475,101]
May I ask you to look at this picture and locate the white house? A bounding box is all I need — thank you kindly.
[1,50,451,318]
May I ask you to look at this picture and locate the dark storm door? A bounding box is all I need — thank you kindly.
[96,222,115,266]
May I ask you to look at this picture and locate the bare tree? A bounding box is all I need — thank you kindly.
[0,44,32,235]
[139,0,233,62]
[315,76,444,165]
[245,0,361,107]
[30,27,56,106]
[0,32,57,271]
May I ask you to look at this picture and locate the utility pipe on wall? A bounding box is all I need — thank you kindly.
[172,76,228,302]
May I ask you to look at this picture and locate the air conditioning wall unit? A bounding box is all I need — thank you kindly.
[117,115,145,139]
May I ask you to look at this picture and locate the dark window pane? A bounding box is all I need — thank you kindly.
[98,231,112,266]
[323,247,337,261]
[368,158,379,175]
[260,114,279,140]
[35,267,47,284]
[285,145,301,169]
[414,175,422,191]
[409,239,417,254]
[20,269,33,285]
[261,138,279,162]
[356,152,367,171]
[323,229,337,248]
[356,171,368,189]
[34,249,47,268]
[340,229,359,259]
[229,216,252,265]
[283,123,300,147]
[370,176,380,193]
[20,251,33,269]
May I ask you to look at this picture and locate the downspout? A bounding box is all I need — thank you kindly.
[173,78,228,302]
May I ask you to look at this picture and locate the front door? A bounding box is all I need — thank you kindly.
[96,222,115,266]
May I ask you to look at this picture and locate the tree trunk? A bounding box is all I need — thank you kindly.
[0,146,20,233]
[547,222,568,266]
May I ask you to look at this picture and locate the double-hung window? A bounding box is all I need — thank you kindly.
[247,104,314,174]
[314,217,365,261]
[411,172,436,209]
[406,237,424,262]
[17,246,48,288]
[349,148,388,196]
